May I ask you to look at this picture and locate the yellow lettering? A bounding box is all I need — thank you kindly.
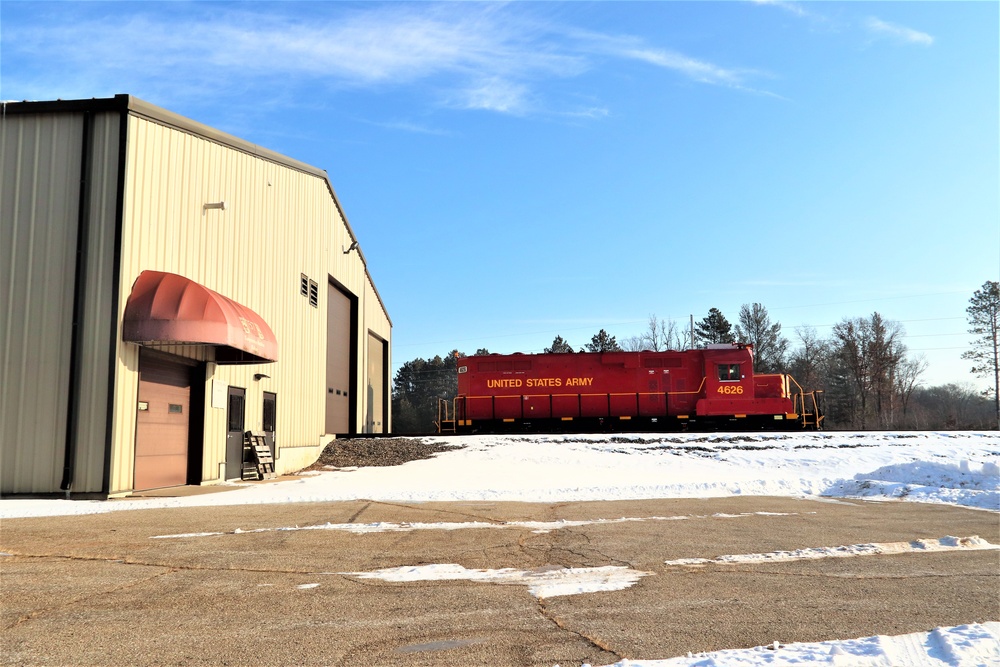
[525,378,564,388]
[487,378,523,389]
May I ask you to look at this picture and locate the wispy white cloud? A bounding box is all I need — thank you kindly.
[749,0,811,19]
[864,17,934,46]
[452,77,532,114]
[361,119,454,136]
[1,4,779,118]
[566,28,779,96]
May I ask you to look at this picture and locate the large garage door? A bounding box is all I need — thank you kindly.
[326,283,353,434]
[367,333,386,433]
[135,353,192,490]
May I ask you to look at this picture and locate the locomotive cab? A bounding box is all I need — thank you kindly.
[696,344,755,419]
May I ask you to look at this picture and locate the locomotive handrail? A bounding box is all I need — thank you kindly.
[784,375,825,430]
[435,398,457,434]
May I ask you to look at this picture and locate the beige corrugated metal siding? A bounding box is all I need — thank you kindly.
[107,113,390,490]
[2,97,392,495]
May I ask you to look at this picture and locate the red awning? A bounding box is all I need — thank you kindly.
[123,271,278,364]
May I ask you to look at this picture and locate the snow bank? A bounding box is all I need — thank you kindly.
[1,432,997,518]
[591,622,1000,667]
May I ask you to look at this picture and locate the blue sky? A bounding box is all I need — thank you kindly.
[3,1,997,389]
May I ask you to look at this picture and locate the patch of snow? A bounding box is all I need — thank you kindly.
[664,536,999,566]
[149,512,805,540]
[592,622,1000,667]
[339,563,651,599]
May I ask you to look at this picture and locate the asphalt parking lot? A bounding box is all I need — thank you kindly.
[2,496,998,666]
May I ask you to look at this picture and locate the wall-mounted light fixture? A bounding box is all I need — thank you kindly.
[343,240,359,254]
[204,201,227,211]
[253,373,270,381]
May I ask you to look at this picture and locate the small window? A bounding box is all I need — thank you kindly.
[168,404,183,414]
[718,364,741,381]
[300,274,309,297]
[308,279,319,308]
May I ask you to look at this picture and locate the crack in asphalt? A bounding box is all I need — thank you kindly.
[345,501,372,523]
[3,565,175,631]
[365,499,507,525]
[1,551,327,576]
[537,596,625,663]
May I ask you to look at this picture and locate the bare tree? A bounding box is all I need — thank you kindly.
[734,303,788,373]
[786,326,832,392]
[895,356,928,426]
[633,314,685,351]
[831,313,908,429]
[619,335,647,352]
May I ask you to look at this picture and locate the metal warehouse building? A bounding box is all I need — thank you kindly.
[1,95,392,497]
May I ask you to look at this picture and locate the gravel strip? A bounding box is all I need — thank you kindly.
[303,438,462,470]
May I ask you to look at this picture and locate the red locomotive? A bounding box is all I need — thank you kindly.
[438,344,823,433]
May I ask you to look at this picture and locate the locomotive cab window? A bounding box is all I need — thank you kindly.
[718,364,741,381]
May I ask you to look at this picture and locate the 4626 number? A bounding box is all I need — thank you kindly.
[716,385,744,395]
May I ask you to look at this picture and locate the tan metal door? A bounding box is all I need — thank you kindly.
[135,354,191,490]
[326,283,352,434]
[367,334,385,433]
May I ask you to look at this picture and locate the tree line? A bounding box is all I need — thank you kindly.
[392,281,999,433]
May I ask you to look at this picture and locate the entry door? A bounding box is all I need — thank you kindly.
[226,387,246,480]
[262,392,277,457]
[135,354,192,490]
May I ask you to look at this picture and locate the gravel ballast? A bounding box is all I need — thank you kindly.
[303,437,462,470]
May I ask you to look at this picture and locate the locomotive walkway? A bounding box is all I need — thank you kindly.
[2,497,998,666]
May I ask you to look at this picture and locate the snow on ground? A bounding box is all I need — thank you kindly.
[589,622,1000,667]
[2,431,997,518]
[3,431,998,666]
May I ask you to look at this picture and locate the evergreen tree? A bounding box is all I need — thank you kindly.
[585,329,621,353]
[734,303,788,373]
[544,335,574,353]
[694,308,734,347]
[961,280,1000,428]
[391,350,462,433]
